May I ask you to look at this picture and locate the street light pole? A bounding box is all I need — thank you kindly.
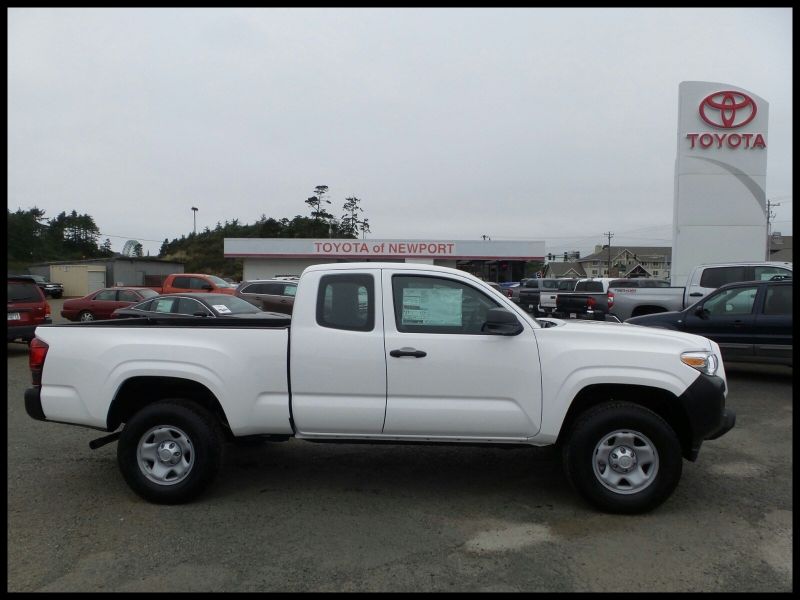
[191,207,198,235]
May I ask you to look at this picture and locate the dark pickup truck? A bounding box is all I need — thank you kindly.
[518,278,578,316]
[554,279,613,320]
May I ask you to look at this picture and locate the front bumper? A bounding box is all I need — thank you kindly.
[678,373,735,460]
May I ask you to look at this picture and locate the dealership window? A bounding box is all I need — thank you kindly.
[392,275,499,335]
[316,274,374,332]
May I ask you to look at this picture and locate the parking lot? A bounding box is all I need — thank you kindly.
[7,299,793,592]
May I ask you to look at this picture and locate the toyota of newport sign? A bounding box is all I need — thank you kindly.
[686,90,766,150]
[671,81,769,289]
[224,238,544,260]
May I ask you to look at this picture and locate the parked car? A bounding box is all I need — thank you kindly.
[147,274,237,295]
[111,293,286,319]
[61,287,159,322]
[611,262,793,321]
[22,274,64,299]
[7,276,51,342]
[235,279,298,314]
[626,279,792,367]
[25,262,734,513]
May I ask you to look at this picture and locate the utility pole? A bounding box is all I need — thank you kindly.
[766,199,780,260]
[191,206,198,235]
[604,231,614,276]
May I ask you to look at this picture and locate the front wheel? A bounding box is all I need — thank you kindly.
[79,311,95,321]
[117,399,224,504]
[562,401,682,514]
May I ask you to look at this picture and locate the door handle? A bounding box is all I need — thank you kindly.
[689,292,703,297]
[733,320,743,328]
[390,347,427,358]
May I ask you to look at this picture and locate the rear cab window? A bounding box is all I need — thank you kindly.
[316,274,374,331]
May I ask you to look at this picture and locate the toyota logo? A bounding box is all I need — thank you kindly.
[699,91,757,129]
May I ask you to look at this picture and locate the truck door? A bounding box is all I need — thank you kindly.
[381,270,542,440]
[289,269,387,435]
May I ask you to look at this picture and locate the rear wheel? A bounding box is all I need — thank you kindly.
[79,311,95,321]
[562,401,682,514]
[117,399,224,504]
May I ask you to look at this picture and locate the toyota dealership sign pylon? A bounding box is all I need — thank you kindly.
[672,81,769,286]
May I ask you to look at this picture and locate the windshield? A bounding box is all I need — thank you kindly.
[206,275,235,288]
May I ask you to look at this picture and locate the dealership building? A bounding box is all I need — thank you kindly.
[224,238,545,282]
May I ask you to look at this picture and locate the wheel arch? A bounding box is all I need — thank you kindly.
[107,376,232,436]
[555,383,694,460]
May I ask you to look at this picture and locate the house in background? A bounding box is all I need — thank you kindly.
[575,246,672,279]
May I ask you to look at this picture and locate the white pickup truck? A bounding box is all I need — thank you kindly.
[25,263,735,513]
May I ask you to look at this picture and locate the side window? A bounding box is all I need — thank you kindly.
[703,286,758,316]
[132,299,153,311]
[763,285,792,316]
[172,276,191,289]
[153,298,177,313]
[263,283,284,295]
[392,275,500,335]
[699,267,747,288]
[316,274,374,332]
[189,277,209,290]
[242,283,266,294]
[283,284,297,297]
[93,290,117,301]
[174,298,210,316]
[118,290,140,302]
[754,266,792,281]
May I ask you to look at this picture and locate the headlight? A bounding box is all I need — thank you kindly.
[681,351,719,376]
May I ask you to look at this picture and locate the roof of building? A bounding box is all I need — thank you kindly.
[579,246,672,262]
[543,262,586,277]
[30,257,184,266]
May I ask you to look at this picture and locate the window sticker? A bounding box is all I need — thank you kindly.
[213,305,232,314]
[402,288,462,326]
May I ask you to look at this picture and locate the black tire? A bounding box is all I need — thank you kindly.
[117,399,224,504]
[562,401,682,514]
[78,311,95,321]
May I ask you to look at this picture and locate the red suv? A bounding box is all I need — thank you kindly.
[7,276,51,343]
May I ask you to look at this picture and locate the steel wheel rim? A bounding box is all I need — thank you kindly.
[137,425,195,486]
[80,312,94,321]
[592,429,659,495]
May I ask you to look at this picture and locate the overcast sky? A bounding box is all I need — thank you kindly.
[7,7,793,257]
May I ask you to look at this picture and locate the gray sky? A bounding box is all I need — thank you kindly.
[8,7,793,257]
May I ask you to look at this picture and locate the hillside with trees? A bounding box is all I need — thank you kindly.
[8,187,371,279]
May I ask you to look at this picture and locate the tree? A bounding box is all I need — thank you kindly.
[304,185,333,223]
[132,242,143,257]
[101,238,114,256]
[340,196,363,238]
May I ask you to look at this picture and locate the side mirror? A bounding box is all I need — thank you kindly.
[482,307,524,336]
[202,284,214,291]
[694,307,710,319]
[193,311,210,317]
